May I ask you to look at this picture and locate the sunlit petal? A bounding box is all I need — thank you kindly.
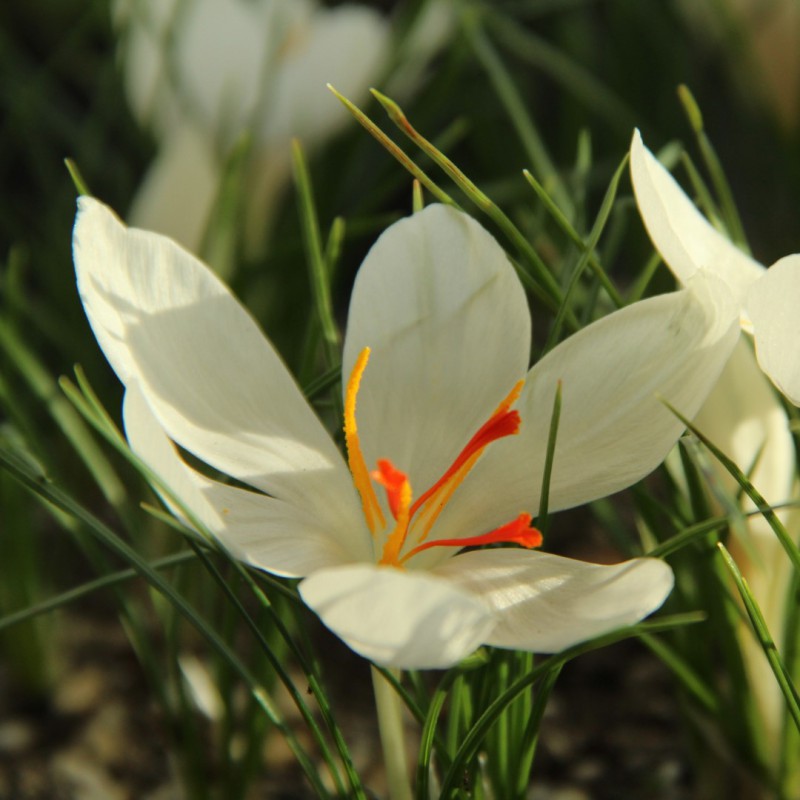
[433,274,740,539]
[73,197,355,520]
[299,563,496,669]
[123,385,370,576]
[630,130,763,300]
[748,254,800,405]
[693,338,796,519]
[342,205,531,500]
[435,549,673,652]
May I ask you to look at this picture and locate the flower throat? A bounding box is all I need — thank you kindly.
[343,347,542,567]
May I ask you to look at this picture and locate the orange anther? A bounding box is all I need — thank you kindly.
[344,348,385,534]
[401,514,542,563]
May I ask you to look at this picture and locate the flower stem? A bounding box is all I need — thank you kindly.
[371,666,412,800]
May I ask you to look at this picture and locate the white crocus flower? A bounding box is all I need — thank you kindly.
[630,130,800,405]
[73,198,738,669]
[115,0,389,256]
[631,130,800,751]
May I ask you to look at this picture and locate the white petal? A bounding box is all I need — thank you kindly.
[433,275,740,539]
[748,254,800,405]
[123,385,369,577]
[630,130,763,301]
[73,197,355,520]
[435,549,673,653]
[173,0,293,137]
[115,0,182,136]
[127,124,220,255]
[693,337,796,516]
[299,564,496,669]
[341,205,531,500]
[261,4,389,147]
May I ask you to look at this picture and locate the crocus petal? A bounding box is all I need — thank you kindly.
[433,274,740,540]
[123,385,370,576]
[435,549,673,653]
[747,254,800,405]
[173,0,306,137]
[114,0,182,136]
[341,205,531,498]
[263,4,389,147]
[693,337,796,519]
[127,124,220,254]
[630,130,763,301]
[299,564,496,669]
[73,197,357,522]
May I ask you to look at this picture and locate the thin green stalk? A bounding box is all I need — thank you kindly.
[536,380,562,537]
[0,444,330,799]
[677,85,749,249]
[416,668,461,799]
[369,89,570,317]
[324,216,347,277]
[372,667,413,800]
[513,664,561,798]
[646,516,729,559]
[0,318,127,511]
[187,540,356,798]
[461,7,572,217]
[542,153,629,352]
[63,372,363,797]
[487,10,636,133]
[717,543,800,734]
[64,157,91,195]
[0,551,198,632]
[667,406,800,575]
[327,84,458,208]
[412,179,424,213]
[522,168,623,308]
[438,613,704,797]
[626,251,663,303]
[640,633,719,714]
[291,139,340,362]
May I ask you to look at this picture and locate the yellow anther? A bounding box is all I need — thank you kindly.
[344,347,385,534]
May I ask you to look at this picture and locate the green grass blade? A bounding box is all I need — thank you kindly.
[0,444,331,799]
[666,406,800,576]
[438,613,704,796]
[291,139,340,357]
[677,85,749,250]
[462,7,572,218]
[542,153,629,351]
[717,543,800,735]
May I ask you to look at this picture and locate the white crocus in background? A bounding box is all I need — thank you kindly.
[113,0,390,259]
[631,130,800,751]
[630,130,800,405]
[72,197,739,670]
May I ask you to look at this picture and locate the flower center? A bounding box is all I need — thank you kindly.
[343,347,542,567]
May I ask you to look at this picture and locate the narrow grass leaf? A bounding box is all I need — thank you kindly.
[666,405,800,575]
[327,84,458,208]
[717,542,800,734]
[536,379,561,537]
[677,85,749,250]
[0,444,331,798]
[438,613,704,796]
[543,153,629,351]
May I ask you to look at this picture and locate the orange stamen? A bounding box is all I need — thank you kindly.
[378,469,413,565]
[344,348,385,534]
[409,380,525,519]
[372,459,409,520]
[410,450,482,546]
[401,514,542,563]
